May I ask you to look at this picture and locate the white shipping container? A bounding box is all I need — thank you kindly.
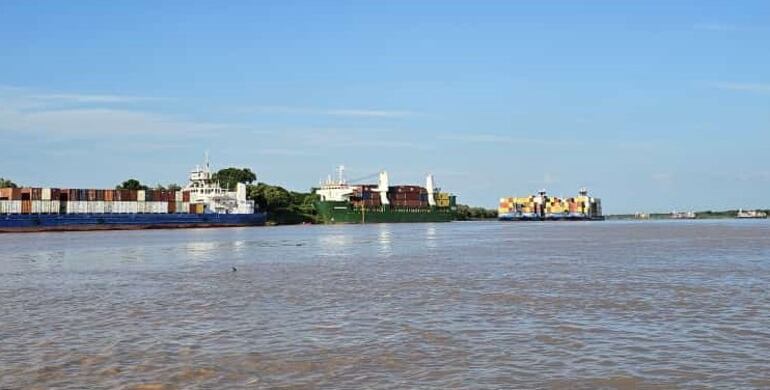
[175,191,183,202]
[50,200,61,213]
[6,200,22,214]
[42,188,52,201]
[0,200,7,213]
[67,201,89,214]
[31,200,54,213]
[155,202,167,214]
[137,190,146,202]
[88,201,106,214]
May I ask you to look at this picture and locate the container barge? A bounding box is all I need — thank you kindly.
[314,167,457,224]
[498,188,603,221]
[0,158,266,233]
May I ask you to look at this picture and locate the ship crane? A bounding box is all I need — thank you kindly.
[348,172,381,184]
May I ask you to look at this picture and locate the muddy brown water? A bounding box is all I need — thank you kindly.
[1,220,769,388]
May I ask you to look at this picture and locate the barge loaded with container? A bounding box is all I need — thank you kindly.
[498,188,603,221]
[0,158,266,232]
[314,167,457,224]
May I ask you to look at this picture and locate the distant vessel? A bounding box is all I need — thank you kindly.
[498,188,603,221]
[0,157,266,232]
[736,209,768,219]
[313,166,457,224]
[670,210,697,220]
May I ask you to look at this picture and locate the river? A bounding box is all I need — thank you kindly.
[1,220,769,388]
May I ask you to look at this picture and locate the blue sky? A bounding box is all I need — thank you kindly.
[1,1,768,213]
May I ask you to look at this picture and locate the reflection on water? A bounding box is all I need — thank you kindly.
[377,224,392,257]
[184,241,218,261]
[425,223,437,249]
[1,221,770,388]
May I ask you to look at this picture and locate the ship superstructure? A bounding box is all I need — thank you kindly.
[736,209,768,219]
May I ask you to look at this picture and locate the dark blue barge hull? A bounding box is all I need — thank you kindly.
[0,213,267,233]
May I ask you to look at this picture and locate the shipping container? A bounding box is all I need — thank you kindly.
[0,200,22,214]
[137,190,146,202]
[190,203,204,214]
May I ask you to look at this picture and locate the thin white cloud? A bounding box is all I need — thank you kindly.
[28,93,163,103]
[651,173,673,182]
[438,134,516,143]
[0,87,238,136]
[693,23,737,32]
[325,109,413,118]
[247,105,416,118]
[257,148,318,156]
[0,108,237,136]
[711,82,770,93]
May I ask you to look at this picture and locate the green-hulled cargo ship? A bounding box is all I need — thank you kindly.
[314,167,457,224]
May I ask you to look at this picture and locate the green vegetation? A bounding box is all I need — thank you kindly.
[116,179,148,191]
[212,168,256,191]
[209,168,316,224]
[456,204,498,220]
[246,182,318,224]
[154,183,182,191]
[0,178,18,188]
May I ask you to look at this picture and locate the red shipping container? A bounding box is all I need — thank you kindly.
[183,191,190,202]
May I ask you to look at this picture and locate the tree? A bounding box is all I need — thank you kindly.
[456,204,498,220]
[246,182,318,224]
[116,179,148,191]
[247,183,291,211]
[154,183,182,191]
[213,168,257,191]
[0,178,18,188]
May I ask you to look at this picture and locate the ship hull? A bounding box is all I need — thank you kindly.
[314,201,455,224]
[499,213,604,221]
[0,212,267,233]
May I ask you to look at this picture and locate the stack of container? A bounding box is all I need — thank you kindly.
[350,185,382,208]
[435,192,451,208]
[498,189,603,220]
[0,187,197,215]
[388,185,429,208]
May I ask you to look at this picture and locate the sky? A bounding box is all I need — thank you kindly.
[1,1,768,213]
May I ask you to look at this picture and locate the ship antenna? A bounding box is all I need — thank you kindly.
[337,165,346,184]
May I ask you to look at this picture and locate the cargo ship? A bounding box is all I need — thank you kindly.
[498,188,603,221]
[313,167,457,224]
[0,158,266,233]
[736,209,768,219]
[671,210,697,220]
